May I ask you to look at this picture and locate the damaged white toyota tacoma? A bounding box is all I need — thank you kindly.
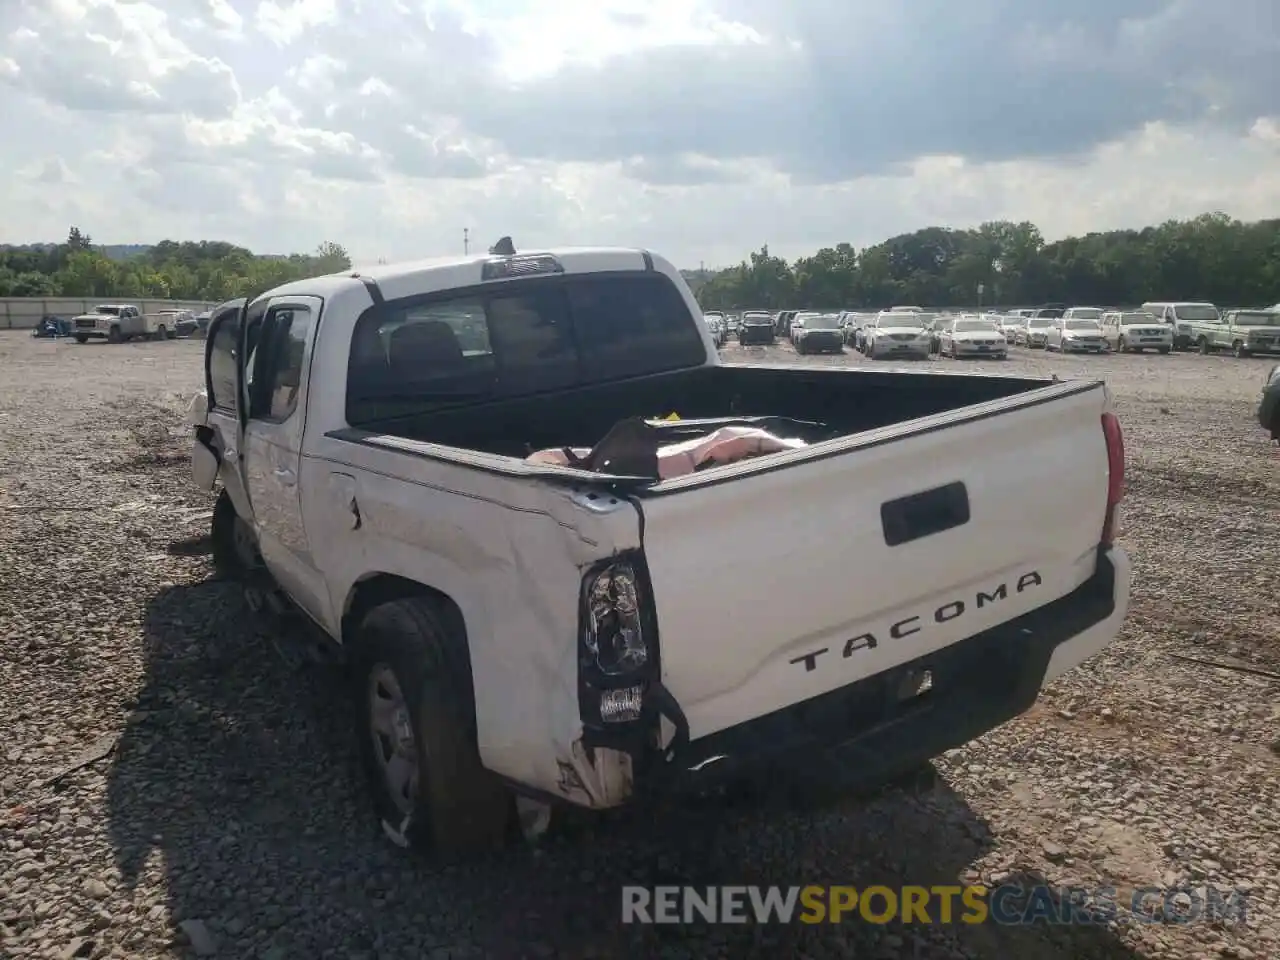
[186,238,1132,856]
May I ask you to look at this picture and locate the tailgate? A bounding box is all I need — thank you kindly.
[636,380,1112,740]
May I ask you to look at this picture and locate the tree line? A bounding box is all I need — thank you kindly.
[5,214,1278,310]
[0,227,353,301]
[695,213,1280,311]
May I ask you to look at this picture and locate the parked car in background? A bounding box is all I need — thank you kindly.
[703,311,728,347]
[1100,312,1171,354]
[939,316,1008,359]
[794,313,844,354]
[1046,318,1108,354]
[713,317,730,346]
[864,311,932,360]
[1141,301,1217,351]
[774,310,797,337]
[738,311,776,345]
[840,312,869,346]
[1020,316,1054,349]
[791,311,818,342]
[156,309,198,338]
[1195,310,1280,357]
[31,315,74,338]
[918,314,943,354]
[999,315,1026,343]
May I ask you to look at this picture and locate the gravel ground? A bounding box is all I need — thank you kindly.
[1,331,1277,960]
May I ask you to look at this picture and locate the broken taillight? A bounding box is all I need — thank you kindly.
[1100,411,1125,547]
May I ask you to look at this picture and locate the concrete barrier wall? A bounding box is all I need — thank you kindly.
[0,298,219,330]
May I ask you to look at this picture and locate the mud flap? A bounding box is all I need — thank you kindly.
[192,436,220,490]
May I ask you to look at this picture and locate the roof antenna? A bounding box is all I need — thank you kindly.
[489,236,515,256]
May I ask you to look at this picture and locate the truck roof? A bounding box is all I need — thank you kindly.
[261,247,672,305]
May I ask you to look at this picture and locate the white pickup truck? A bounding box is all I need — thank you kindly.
[186,241,1132,856]
[72,303,173,343]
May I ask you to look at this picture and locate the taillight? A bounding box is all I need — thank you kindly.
[578,553,660,730]
[1100,412,1125,547]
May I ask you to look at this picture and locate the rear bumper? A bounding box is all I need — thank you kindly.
[640,546,1130,796]
[740,331,776,344]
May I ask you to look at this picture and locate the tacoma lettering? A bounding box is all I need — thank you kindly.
[791,570,1044,672]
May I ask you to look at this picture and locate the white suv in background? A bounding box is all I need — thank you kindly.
[1101,312,1172,354]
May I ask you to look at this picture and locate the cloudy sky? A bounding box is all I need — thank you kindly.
[1,0,1278,268]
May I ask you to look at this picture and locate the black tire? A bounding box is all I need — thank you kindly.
[1233,340,1250,359]
[75,335,88,344]
[211,489,260,579]
[354,598,513,858]
[107,326,122,344]
[156,325,168,341]
[1158,346,1170,355]
[1199,337,1211,355]
[1118,336,1128,354]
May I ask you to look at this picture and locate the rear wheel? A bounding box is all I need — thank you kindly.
[1199,337,1211,355]
[1234,340,1251,359]
[75,335,88,344]
[1158,346,1171,355]
[107,326,122,344]
[354,598,513,858]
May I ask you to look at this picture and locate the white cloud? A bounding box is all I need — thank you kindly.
[0,0,239,117]
[0,0,1278,267]
[255,0,338,46]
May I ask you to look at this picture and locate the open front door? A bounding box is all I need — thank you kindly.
[200,300,252,520]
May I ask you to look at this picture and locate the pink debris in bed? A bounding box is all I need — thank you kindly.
[525,426,807,479]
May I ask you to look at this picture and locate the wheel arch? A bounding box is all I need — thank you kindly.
[342,574,472,678]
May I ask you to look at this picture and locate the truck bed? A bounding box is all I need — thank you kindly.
[360,362,1057,458]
